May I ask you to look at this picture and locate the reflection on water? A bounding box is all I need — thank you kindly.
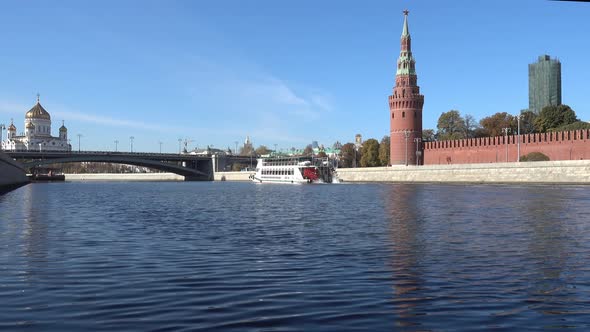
[1,182,590,331]
[384,185,426,329]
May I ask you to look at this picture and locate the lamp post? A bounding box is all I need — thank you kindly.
[129,136,135,153]
[158,141,163,153]
[403,130,411,166]
[517,114,521,162]
[0,124,5,150]
[353,146,357,168]
[502,128,510,162]
[114,140,119,152]
[234,141,238,156]
[178,138,182,154]
[77,134,82,152]
[414,137,422,166]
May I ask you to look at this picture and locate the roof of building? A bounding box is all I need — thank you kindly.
[26,121,35,129]
[59,120,67,131]
[25,97,51,120]
[8,122,16,131]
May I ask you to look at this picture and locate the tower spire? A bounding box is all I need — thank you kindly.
[402,10,410,37]
[36,93,40,103]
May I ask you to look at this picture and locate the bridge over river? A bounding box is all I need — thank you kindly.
[7,151,218,181]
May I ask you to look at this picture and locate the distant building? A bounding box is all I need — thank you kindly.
[354,134,363,149]
[189,146,231,156]
[529,55,561,114]
[1,95,71,152]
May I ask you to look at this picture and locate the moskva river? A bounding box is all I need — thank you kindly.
[1,182,589,331]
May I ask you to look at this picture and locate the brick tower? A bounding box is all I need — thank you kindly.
[389,10,424,165]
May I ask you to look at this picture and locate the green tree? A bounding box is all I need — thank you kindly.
[360,139,380,167]
[479,112,517,137]
[339,143,358,168]
[535,105,578,132]
[422,129,436,142]
[519,110,538,134]
[552,121,590,132]
[378,136,390,166]
[255,145,271,156]
[437,110,467,140]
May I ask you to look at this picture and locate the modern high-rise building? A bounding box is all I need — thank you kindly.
[389,10,424,165]
[528,55,561,114]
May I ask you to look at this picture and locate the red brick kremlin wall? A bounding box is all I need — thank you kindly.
[423,130,590,164]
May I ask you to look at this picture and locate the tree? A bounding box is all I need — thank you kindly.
[552,121,590,132]
[255,145,271,156]
[360,139,380,167]
[422,129,436,142]
[303,144,314,156]
[519,110,538,134]
[437,110,467,140]
[378,136,390,166]
[479,112,517,137]
[520,152,550,162]
[239,144,254,156]
[316,151,327,158]
[535,104,578,133]
[332,141,343,150]
[464,114,480,138]
[339,143,358,168]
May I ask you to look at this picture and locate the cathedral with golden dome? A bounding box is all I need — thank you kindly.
[1,95,71,151]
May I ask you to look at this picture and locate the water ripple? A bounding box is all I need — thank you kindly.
[1,182,590,331]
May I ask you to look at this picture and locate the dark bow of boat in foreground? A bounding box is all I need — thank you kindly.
[0,151,29,194]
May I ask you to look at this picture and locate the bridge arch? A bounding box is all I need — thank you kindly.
[21,155,212,181]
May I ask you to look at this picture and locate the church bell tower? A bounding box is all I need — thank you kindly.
[389,10,424,165]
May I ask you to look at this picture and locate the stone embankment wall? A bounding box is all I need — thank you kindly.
[65,173,184,181]
[337,160,590,184]
[424,129,590,165]
[0,152,29,190]
[213,171,255,182]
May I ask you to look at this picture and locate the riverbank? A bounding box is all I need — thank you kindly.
[212,160,590,184]
[336,160,590,184]
[65,173,184,181]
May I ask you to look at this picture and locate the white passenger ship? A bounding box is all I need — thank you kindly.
[250,157,338,184]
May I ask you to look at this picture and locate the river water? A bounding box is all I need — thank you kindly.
[1,182,589,331]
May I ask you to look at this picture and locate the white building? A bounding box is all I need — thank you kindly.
[1,96,71,152]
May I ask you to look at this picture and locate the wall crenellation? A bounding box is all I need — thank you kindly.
[423,129,590,164]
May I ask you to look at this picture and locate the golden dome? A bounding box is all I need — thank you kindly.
[59,120,67,132]
[26,121,35,129]
[8,123,16,131]
[25,96,51,120]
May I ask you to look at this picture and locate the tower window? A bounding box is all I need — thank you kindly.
[402,112,405,118]
[392,112,394,119]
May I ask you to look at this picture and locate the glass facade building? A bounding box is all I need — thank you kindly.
[528,55,561,114]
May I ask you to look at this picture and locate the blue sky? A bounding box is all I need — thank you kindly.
[0,0,588,152]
